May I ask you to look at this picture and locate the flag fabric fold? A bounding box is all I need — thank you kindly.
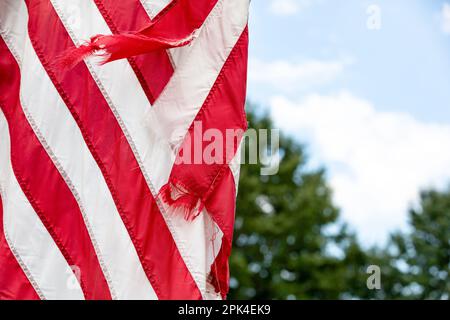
[56,31,197,69]
[0,0,249,300]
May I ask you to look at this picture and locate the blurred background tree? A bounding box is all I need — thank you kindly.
[228,104,450,300]
[382,189,450,299]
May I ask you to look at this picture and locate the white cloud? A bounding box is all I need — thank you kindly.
[270,92,450,246]
[249,58,348,92]
[269,0,316,16]
[269,0,300,16]
[442,3,450,34]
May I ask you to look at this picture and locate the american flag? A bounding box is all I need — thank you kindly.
[0,0,249,300]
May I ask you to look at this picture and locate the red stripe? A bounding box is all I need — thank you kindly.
[169,26,248,220]
[205,168,237,298]
[166,27,249,297]
[0,36,111,300]
[169,27,248,195]
[142,0,218,39]
[25,0,201,299]
[93,0,173,104]
[92,0,218,103]
[0,192,40,300]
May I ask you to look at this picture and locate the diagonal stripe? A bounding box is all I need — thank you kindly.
[49,0,173,195]
[150,0,250,160]
[230,140,243,193]
[204,168,237,297]
[146,0,248,297]
[51,0,245,298]
[140,0,248,297]
[139,0,218,39]
[93,0,173,104]
[50,0,221,297]
[140,0,173,19]
[140,0,219,69]
[26,0,201,299]
[0,0,248,300]
[0,32,111,300]
[0,109,84,300]
[168,26,249,204]
[0,0,156,300]
[0,189,40,300]
[166,27,249,297]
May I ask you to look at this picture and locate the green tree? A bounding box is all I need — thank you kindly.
[229,104,450,300]
[382,189,450,299]
[228,106,370,299]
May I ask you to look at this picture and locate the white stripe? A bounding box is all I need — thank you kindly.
[151,0,250,153]
[51,0,248,298]
[149,0,247,295]
[139,0,179,67]
[158,206,224,298]
[151,0,247,295]
[152,2,246,296]
[230,141,243,195]
[0,0,157,300]
[0,110,84,300]
[140,0,173,20]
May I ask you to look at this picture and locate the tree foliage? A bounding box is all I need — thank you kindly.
[383,190,450,299]
[228,105,450,300]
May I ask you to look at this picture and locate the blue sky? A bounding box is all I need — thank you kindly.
[247,0,450,246]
